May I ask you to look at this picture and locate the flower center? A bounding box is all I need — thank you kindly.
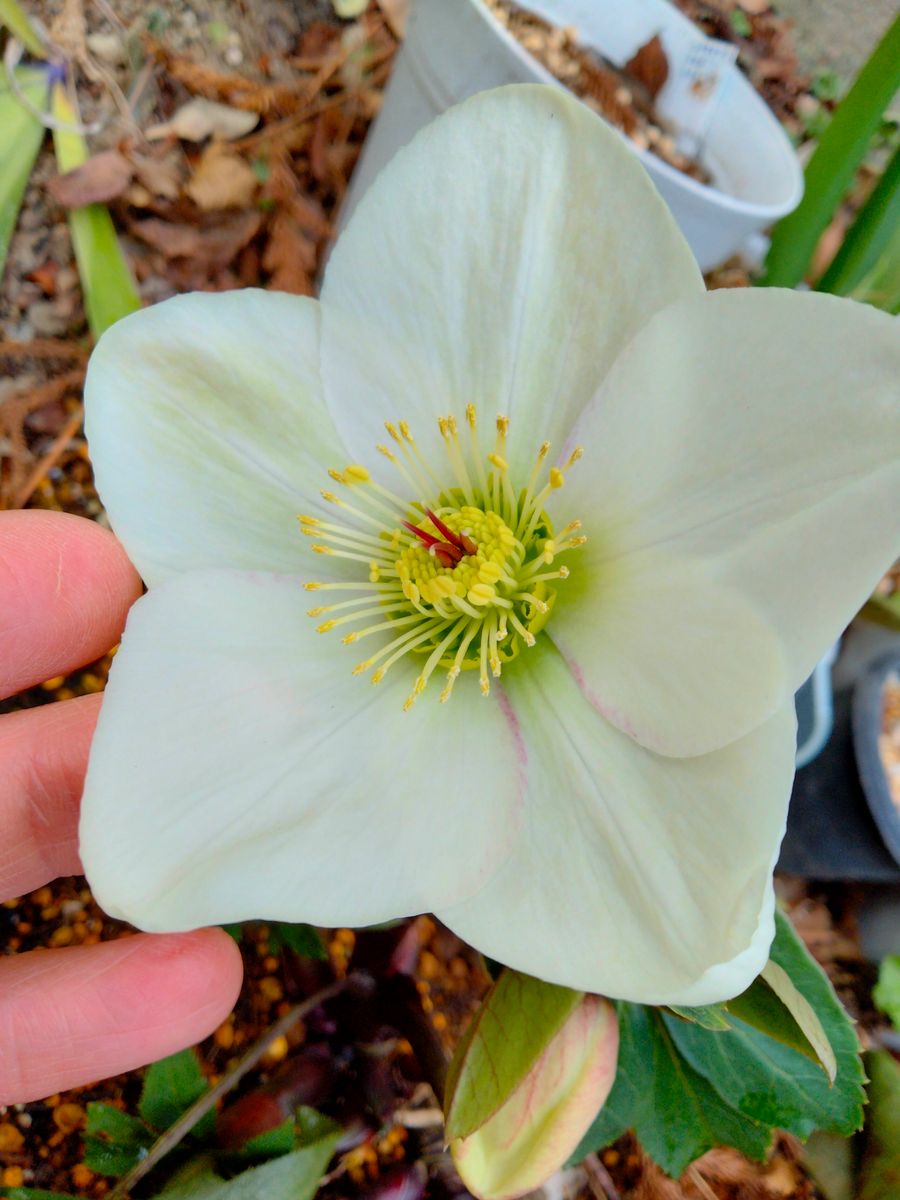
[300,407,585,710]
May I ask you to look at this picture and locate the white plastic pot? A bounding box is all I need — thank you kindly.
[340,0,803,270]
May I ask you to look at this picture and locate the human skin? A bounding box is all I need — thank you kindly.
[0,510,243,1103]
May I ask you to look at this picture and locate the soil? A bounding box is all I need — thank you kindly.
[0,2,895,1198]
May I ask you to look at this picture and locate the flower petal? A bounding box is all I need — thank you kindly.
[551,551,788,758]
[320,85,701,481]
[85,290,346,586]
[436,643,797,1006]
[554,288,900,755]
[80,569,525,931]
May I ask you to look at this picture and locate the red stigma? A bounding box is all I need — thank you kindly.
[403,512,478,567]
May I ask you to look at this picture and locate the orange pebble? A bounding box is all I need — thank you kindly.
[258,976,283,1003]
[0,1123,24,1152]
[2,1167,25,1188]
[261,1035,289,1066]
[53,1103,85,1134]
[214,1020,235,1050]
[71,1163,94,1190]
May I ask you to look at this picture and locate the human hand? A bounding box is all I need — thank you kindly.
[0,510,243,1103]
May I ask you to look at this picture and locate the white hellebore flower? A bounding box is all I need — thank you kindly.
[81,86,900,1006]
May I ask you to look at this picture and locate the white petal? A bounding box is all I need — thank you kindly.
[551,551,787,758]
[85,290,346,586]
[80,570,525,931]
[320,85,701,482]
[436,644,797,1006]
[554,288,900,754]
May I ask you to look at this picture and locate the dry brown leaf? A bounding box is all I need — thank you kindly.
[47,150,134,208]
[127,148,183,199]
[186,145,259,211]
[625,34,669,100]
[131,211,261,265]
[146,98,259,142]
[263,212,315,294]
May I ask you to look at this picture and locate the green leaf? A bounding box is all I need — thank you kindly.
[873,956,900,1029]
[50,81,140,337]
[153,1127,340,1200]
[761,12,900,287]
[222,923,244,942]
[234,1118,296,1160]
[725,912,844,1079]
[83,1102,154,1176]
[667,1004,732,1031]
[817,143,900,299]
[140,1047,212,1134]
[573,1004,772,1177]
[0,68,47,279]
[5,1190,80,1200]
[729,10,751,36]
[443,969,583,1142]
[267,922,327,960]
[0,0,45,56]
[858,1050,900,1200]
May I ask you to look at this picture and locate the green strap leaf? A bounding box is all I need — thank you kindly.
[873,955,900,1029]
[444,969,583,1142]
[0,0,45,57]
[760,11,900,288]
[0,68,47,279]
[50,80,140,337]
[817,143,900,301]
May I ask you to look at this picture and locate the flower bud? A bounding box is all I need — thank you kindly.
[451,994,618,1200]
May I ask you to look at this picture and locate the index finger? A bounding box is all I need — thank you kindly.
[0,511,141,699]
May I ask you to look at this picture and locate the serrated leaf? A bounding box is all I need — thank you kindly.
[760,957,837,1082]
[84,1102,153,1175]
[873,956,900,1029]
[858,1050,900,1200]
[153,1127,340,1200]
[724,912,848,1077]
[444,970,583,1142]
[667,1004,732,1031]
[50,81,140,336]
[0,69,47,279]
[268,922,327,960]
[140,1047,210,1132]
[573,1003,772,1176]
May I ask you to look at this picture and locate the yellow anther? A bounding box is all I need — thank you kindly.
[431,576,457,598]
[317,620,337,633]
[448,415,458,434]
[438,416,450,437]
[399,420,412,440]
[468,582,497,606]
[304,582,322,591]
[480,675,490,696]
[569,535,588,547]
[307,607,328,617]
[385,422,401,442]
[299,526,316,537]
[466,404,477,427]
[312,544,333,555]
[344,464,370,483]
[328,468,346,484]
[537,441,550,461]
[478,561,502,584]
[377,444,396,460]
[559,565,570,578]
[550,468,565,489]
[341,632,358,644]
[321,490,340,503]
[352,660,372,676]
[487,453,508,471]
[496,416,510,436]
[371,668,386,685]
[297,514,319,525]
[566,446,584,469]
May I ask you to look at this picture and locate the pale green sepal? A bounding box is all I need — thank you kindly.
[452,995,619,1200]
[50,81,140,336]
[444,969,584,1142]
